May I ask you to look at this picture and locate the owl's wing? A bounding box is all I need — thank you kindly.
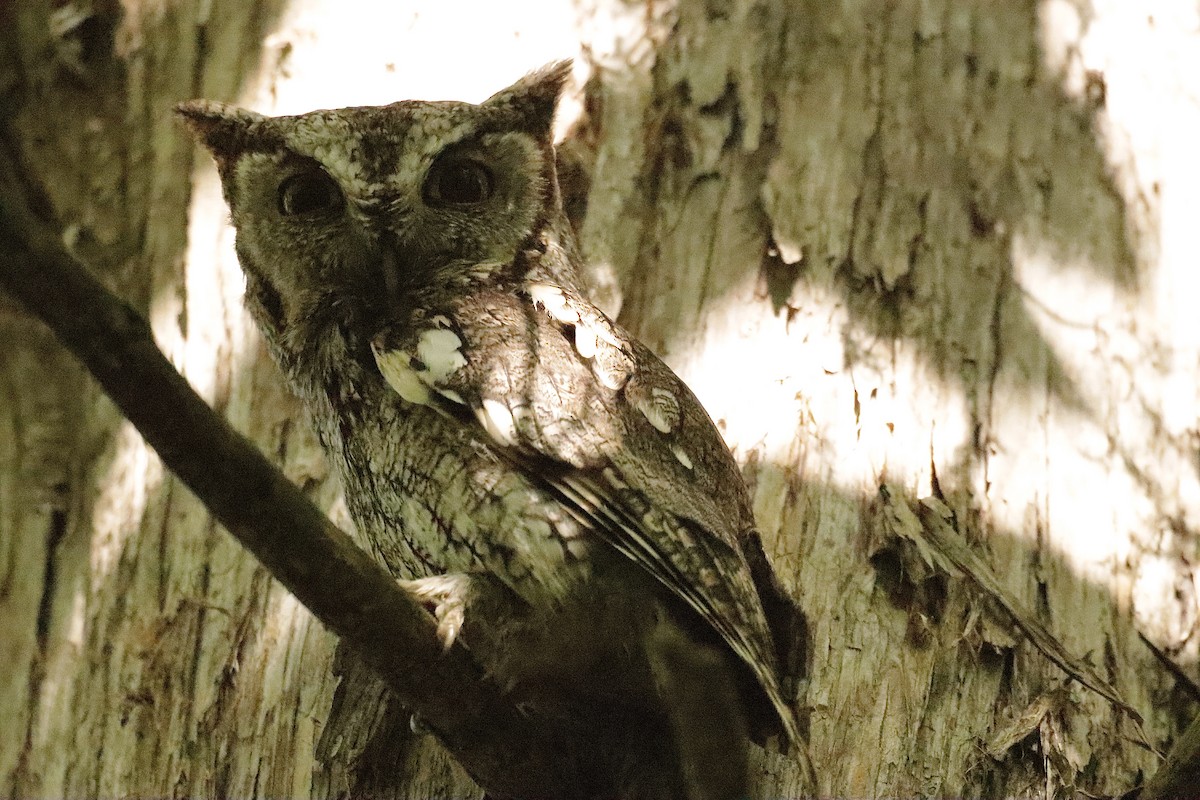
[371,280,799,746]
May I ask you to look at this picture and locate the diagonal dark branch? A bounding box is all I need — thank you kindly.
[0,136,586,800]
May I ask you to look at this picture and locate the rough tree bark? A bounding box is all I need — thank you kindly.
[1,1,1196,799]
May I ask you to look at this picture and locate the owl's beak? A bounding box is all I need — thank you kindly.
[378,247,403,305]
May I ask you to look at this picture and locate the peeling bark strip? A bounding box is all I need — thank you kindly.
[877,486,1141,724]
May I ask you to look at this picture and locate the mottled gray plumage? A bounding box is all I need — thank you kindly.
[180,62,799,800]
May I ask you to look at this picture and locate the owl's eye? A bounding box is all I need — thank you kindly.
[422,157,494,207]
[278,170,343,216]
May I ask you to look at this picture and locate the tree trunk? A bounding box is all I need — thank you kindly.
[1,1,1195,798]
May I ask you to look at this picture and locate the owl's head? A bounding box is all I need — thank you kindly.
[178,62,573,368]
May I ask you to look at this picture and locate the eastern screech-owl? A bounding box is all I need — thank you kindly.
[180,62,800,800]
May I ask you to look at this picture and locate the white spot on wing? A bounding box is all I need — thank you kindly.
[636,387,681,434]
[670,444,693,470]
[592,349,631,390]
[602,467,629,489]
[574,325,598,359]
[372,346,432,405]
[477,398,518,446]
[590,320,623,348]
[416,328,467,383]
[528,282,579,324]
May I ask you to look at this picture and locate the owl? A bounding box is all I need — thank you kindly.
[180,61,803,800]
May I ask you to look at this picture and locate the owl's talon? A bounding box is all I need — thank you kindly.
[398,574,471,651]
[409,713,431,735]
[435,607,464,651]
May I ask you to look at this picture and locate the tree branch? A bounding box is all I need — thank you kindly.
[0,136,594,800]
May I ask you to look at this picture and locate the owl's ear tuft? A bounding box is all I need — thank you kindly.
[484,60,572,140]
[176,100,271,161]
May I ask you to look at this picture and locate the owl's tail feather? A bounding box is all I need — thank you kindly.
[644,603,752,800]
